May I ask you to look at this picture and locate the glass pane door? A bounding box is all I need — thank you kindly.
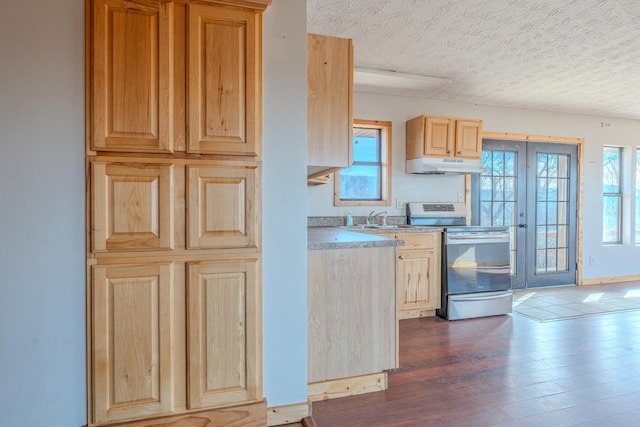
[526,142,577,287]
[473,140,526,288]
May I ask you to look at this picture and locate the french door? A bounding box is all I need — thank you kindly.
[471,140,578,289]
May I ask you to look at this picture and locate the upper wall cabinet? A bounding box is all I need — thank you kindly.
[89,0,263,156]
[406,115,482,160]
[307,33,353,177]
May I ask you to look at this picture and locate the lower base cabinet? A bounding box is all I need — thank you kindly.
[381,232,441,319]
[308,246,397,383]
[89,256,263,426]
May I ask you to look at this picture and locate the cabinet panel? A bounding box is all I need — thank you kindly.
[187,4,259,156]
[92,263,175,423]
[187,259,261,409]
[424,117,454,157]
[307,33,353,175]
[187,163,258,249]
[455,119,482,159]
[91,0,172,153]
[397,251,438,310]
[92,160,175,252]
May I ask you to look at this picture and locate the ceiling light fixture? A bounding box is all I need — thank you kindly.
[353,68,451,98]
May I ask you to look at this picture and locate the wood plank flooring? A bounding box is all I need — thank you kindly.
[310,310,640,426]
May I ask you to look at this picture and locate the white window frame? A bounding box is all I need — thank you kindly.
[603,146,623,244]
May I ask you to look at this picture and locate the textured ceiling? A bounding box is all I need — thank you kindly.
[307,0,640,120]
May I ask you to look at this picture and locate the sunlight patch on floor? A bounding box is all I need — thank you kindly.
[583,292,604,303]
[624,289,640,299]
[513,292,536,307]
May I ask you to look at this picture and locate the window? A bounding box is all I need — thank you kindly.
[603,146,622,244]
[636,148,640,243]
[334,119,391,206]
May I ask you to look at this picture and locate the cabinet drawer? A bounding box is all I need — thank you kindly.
[392,233,439,251]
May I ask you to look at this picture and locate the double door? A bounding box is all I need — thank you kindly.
[90,0,261,156]
[91,257,260,422]
[471,140,578,289]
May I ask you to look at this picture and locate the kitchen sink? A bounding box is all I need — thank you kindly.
[339,224,414,229]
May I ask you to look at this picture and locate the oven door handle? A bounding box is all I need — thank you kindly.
[446,233,510,245]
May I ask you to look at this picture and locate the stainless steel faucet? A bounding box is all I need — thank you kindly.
[366,210,387,225]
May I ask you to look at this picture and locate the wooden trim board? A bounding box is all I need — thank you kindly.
[103,400,267,427]
[398,309,436,320]
[308,372,388,403]
[581,275,640,286]
[267,403,310,426]
[482,131,584,145]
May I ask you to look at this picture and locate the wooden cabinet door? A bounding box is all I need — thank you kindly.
[186,163,258,250]
[397,250,439,310]
[307,33,353,173]
[91,0,173,153]
[424,116,454,157]
[92,263,176,423]
[187,4,260,156]
[187,258,261,409]
[454,119,482,159]
[91,160,176,252]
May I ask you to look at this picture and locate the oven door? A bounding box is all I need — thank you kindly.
[445,229,511,295]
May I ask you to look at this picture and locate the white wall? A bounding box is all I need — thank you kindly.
[308,92,640,281]
[0,0,86,425]
[262,0,309,407]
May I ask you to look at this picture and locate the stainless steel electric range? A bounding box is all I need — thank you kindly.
[407,202,513,320]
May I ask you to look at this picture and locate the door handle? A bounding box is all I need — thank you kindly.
[518,223,528,228]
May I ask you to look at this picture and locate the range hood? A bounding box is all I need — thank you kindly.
[406,157,485,175]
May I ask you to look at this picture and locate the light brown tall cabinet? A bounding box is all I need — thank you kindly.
[85,1,269,426]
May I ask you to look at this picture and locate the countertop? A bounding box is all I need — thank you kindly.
[308,226,443,250]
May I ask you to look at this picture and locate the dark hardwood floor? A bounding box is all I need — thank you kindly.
[310,310,640,426]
